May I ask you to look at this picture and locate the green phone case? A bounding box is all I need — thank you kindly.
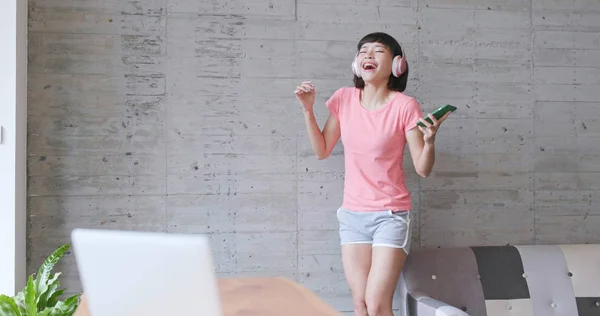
[416,104,457,128]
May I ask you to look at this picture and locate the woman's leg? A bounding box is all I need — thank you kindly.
[338,207,374,315]
[365,210,413,316]
[364,246,407,316]
[341,244,372,316]
[338,208,410,316]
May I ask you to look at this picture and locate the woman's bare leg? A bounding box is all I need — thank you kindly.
[341,244,373,316]
[364,247,407,316]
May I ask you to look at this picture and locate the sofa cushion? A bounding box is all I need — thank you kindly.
[559,244,600,316]
[558,245,600,297]
[403,247,487,315]
[401,244,600,316]
[471,246,530,300]
[515,245,578,315]
[484,299,534,316]
[575,297,600,316]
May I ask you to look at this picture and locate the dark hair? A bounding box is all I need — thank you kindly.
[353,32,409,92]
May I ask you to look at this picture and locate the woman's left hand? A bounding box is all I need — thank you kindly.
[418,112,451,144]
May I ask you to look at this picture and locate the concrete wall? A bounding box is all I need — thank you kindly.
[26,0,600,312]
[1,0,28,296]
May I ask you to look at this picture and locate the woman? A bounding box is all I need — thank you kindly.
[294,32,450,316]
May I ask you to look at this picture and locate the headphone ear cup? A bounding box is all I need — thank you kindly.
[391,56,399,77]
[352,57,361,78]
[392,55,406,77]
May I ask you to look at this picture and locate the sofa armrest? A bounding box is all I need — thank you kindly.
[408,292,470,316]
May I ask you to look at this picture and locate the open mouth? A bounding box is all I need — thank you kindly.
[362,62,378,71]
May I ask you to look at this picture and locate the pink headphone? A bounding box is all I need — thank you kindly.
[352,46,407,78]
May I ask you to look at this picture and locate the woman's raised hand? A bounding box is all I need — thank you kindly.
[294,81,316,113]
[418,112,451,144]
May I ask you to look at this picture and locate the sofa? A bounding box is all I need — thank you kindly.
[397,244,600,316]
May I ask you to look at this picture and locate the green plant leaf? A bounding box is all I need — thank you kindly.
[10,244,81,316]
[35,244,70,296]
[57,294,80,316]
[25,275,37,316]
[13,289,25,304]
[0,294,22,316]
[37,294,81,316]
[37,307,60,316]
[37,273,62,310]
[37,309,52,316]
[12,289,26,314]
[45,287,65,309]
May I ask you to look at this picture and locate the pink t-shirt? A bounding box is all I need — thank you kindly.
[326,87,423,212]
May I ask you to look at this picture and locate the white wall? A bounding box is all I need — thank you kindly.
[0,0,27,296]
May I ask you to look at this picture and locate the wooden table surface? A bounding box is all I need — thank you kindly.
[74,277,341,316]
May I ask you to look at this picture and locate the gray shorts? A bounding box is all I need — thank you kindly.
[336,207,413,254]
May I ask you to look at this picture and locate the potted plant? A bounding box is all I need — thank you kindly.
[0,244,81,315]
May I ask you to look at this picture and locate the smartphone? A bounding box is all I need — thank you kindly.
[416,104,457,128]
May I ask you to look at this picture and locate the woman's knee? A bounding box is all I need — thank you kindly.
[365,297,392,316]
[366,302,382,316]
[353,298,368,316]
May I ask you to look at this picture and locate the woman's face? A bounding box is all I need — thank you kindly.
[356,42,393,85]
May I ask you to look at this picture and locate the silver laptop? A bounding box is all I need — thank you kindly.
[71,228,223,316]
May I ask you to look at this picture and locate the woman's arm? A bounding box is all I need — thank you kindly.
[406,128,435,177]
[406,112,450,177]
[295,81,341,160]
[303,111,340,160]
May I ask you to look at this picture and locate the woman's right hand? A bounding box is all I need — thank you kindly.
[294,81,316,113]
